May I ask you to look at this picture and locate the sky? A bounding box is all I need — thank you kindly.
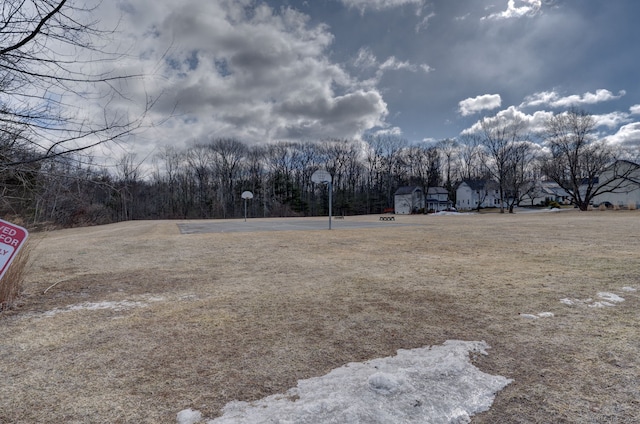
[84,0,640,162]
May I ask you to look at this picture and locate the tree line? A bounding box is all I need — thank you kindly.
[2,108,639,228]
[1,135,441,226]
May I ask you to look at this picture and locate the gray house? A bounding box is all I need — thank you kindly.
[394,186,452,214]
[521,181,570,206]
[455,179,501,210]
[394,186,424,214]
[592,160,640,208]
[426,187,452,212]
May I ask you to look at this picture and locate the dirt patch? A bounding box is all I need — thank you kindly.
[1,212,639,423]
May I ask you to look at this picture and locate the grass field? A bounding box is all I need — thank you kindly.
[1,210,639,423]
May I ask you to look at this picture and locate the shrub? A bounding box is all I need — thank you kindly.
[548,201,561,209]
[0,241,32,311]
[629,202,637,211]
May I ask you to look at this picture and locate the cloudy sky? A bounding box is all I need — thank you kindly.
[91,0,640,159]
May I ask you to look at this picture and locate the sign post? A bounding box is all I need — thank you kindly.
[0,219,29,281]
[241,191,254,222]
[311,169,333,230]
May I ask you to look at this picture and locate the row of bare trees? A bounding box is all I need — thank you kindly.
[463,109,639,212]
[3,108,640,226]
[142,136,442,220]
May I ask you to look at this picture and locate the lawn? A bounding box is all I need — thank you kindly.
[1,210,638,423]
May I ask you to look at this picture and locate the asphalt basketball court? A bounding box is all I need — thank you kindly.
[176,216,417,234]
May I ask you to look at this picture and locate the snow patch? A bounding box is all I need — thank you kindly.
[561,291,627,308]
[43,300,148,317]
[597,292,625,303]
[177,408,202,424]
[184,340,511,424]
[621,286,637,292]
[519,312,554,319]
[589,301,616,308]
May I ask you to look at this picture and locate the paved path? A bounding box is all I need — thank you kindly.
[177,217,416,234]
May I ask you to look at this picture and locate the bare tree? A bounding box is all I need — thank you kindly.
[540,109,635,210]
[478,114,529,213]
[265,142,301,216]
[363,134,407,211]
[209,138,247,218]
[1,0,155,165]
[437,139,456,193]
[400,143,440,210]
[456,133,483,181]
[502,141,537,212]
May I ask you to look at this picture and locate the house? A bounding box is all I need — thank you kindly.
[455,179,502,210]
[592,160,640,208]
[521,181,570,206]
[394,186,424,214]
[426,187,452,212]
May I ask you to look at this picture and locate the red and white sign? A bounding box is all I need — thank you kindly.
[0,219,29,281]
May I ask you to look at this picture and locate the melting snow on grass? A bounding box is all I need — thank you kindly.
[560,290,631,308]
[178,340,512,424]
[43,300,148,317]
[519,312,554,319]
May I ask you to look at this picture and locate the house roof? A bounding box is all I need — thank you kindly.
[427,187,448,195]
[394,186,422,195]
[458,179,495,191]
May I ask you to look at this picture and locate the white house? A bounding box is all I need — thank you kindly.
[455,179,502,210]
[394,186,424,214]
[426,187,452,212]
[521,181,570,206]
[592,160,640,208]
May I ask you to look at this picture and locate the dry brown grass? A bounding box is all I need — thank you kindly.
[1,211,639,423]
[0,241,33,311]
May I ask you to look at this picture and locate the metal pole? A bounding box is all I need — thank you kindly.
[328,181,332,230]
[244,199,247,222]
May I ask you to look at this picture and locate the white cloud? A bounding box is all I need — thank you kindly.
[521,89,626,108]
[593,112,632,129]
[458,94,502,116]
[630,105,640,115]
[354,47,378,69]
[416,11,436,32]
[339,0,425,13]
[380,56,417,72]
[374,126,404,137]
[89,0,391,159]
[462,106,553,134]
[420,64,435,73]
[483,0,542,20]
[603,122,640,147]
[353,49,432,81]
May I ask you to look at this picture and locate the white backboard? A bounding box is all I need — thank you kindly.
[311,169,332,184]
